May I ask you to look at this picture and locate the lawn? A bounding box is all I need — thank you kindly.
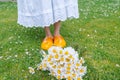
[0,0,120,80]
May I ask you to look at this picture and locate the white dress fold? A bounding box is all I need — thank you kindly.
[17,0,79,27]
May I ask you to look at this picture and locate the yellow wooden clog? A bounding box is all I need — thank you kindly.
[41,37,53,50]
[53,35,66,48]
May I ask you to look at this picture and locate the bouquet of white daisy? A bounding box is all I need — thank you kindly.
[37,46,87,80]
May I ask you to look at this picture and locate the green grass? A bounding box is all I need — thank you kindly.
[0,0,120,80]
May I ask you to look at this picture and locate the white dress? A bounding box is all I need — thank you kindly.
[17,0,79,27]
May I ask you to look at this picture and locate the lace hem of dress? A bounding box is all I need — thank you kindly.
[17,5,79,27]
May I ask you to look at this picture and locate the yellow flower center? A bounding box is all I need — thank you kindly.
[60,64,64,67]
[51,71,55,76]
[65,58,70,62]
[77,77,82,80]
[43,63,47,68]
[54,54,59,59]
[80,60,83,64]
[60,57,64,62]
[67,76,72,80]
[39,65,42,70]
[72,73,76,77]
[80,69,84,73]
[52,65,56,69]
[57,65,61,69]
[59,50,63,54]
[57,75,61,79]
[67,63,72,67]
[75,68,78,70]
[69,55,73,58]
[47,58,51,62]
[49,62,53,65]
[53,49,57,53]
[66,67,71,71]
[57,69,61,74]
[66,71,71,74]
[76,63,80,67]
[65,51,69,55]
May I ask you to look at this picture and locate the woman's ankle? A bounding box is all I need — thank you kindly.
[45,35,53,38]
[53,33,61,37]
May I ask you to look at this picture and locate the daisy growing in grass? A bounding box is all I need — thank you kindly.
[28,67,35,74]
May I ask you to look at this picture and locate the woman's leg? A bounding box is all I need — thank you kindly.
[44,27,53,38]
[41,26,53,50]
[54,21,61,36]
[53,21,66,47]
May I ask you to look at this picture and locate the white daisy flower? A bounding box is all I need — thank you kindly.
[0,56,3,59]
[79,57,85,64]
[28,67,35,74]
[59,57,65,64]
[77,66,87,77]
[75,62,82,68]
[40,50,47,58]
[63,47,76,55]
[37,64,42,70]
[49,70,56,76]
[75,76,83,80]
[56,75,61,80]
[48,46,63,55]
[54,53,60,60]
[72,73,77,78]
[66,75,73,80]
